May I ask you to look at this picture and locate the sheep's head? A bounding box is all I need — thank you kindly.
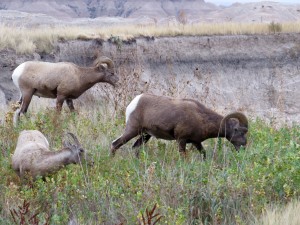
[222,112,248,150]
[94,56,119,87]
[63,133,94,166]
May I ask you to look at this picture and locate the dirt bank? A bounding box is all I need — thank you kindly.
[1,33,299,124]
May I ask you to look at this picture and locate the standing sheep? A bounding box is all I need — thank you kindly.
[111,93,248,157]
[12,56,118,124]
[12,130,92,179]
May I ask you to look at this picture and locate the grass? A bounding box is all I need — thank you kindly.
[0,101,299,224]
[255,200,300,225]
[0,19,300,223]
[1,21,300,53]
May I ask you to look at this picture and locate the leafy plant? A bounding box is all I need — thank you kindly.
[10,200,50,225]
[138,203,163,225]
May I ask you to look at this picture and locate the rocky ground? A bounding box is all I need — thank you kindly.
[0,33,299,125]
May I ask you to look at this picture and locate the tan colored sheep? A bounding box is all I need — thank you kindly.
[12,130,92,179]
[12,56,118,124]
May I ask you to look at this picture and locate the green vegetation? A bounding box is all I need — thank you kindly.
[0,105,299,224]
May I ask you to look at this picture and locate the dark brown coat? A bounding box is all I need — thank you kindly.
[111,93,248,157]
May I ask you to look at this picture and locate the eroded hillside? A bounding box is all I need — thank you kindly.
[0,33,299,124]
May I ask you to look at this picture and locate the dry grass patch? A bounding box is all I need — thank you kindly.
[1,22,300,53]
[255,200,300,225]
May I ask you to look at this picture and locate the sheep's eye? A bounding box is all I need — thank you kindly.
[79,148,84,153]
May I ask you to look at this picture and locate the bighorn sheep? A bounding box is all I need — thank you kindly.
[12,130,92,179]
[111,93,248,157]
[12,56,118,124]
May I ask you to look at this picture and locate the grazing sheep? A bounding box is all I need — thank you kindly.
[111,93,248,157]
[12,56,118,124]
[12,130,92,179]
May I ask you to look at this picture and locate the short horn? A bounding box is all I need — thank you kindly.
[65,132,81,146]
[222,112,248,129]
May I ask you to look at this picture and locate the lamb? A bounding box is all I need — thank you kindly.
[111,93,248,157]
[12,130,92,179]
[11,56,118,124]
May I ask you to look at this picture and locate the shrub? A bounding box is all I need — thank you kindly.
[268,21,282,33]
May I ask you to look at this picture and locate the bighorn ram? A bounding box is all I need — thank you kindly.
[12,56,118,124]
[12,130,92,179]
[111,93,248,157]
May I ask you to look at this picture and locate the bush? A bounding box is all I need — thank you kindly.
[268,21,282,33]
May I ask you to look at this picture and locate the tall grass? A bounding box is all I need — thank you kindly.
[0,100,299,224]
[1,21,300,53]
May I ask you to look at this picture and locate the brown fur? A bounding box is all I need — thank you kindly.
[111,93,248,157]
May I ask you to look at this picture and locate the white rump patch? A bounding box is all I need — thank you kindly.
[12,62,27,89]
[126,94,143,123]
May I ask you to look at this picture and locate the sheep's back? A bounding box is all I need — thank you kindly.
[16,130,49,147]
[12,142,50,170]
[12,130,50,170]
[18,62,79,89]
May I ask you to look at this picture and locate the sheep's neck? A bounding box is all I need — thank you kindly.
[36,149,74,174]
[202,115,227,140]
[79,67,104,86]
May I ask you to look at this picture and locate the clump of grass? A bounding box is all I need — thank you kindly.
[268,21,282,33]
[255,200,300,225]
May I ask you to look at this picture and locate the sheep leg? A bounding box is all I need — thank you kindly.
[66,99,75,112]
[132,133,151,157]
[111,129,139,156]
[56,95,66,112]
[13,93,26,125]
[19,90,35,114]
[132,133,151,148]
[192,142,206,159]
[177,139,187,157]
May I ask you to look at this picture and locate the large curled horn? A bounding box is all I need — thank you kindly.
[94,56,114,69]
[221,112,248,129]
